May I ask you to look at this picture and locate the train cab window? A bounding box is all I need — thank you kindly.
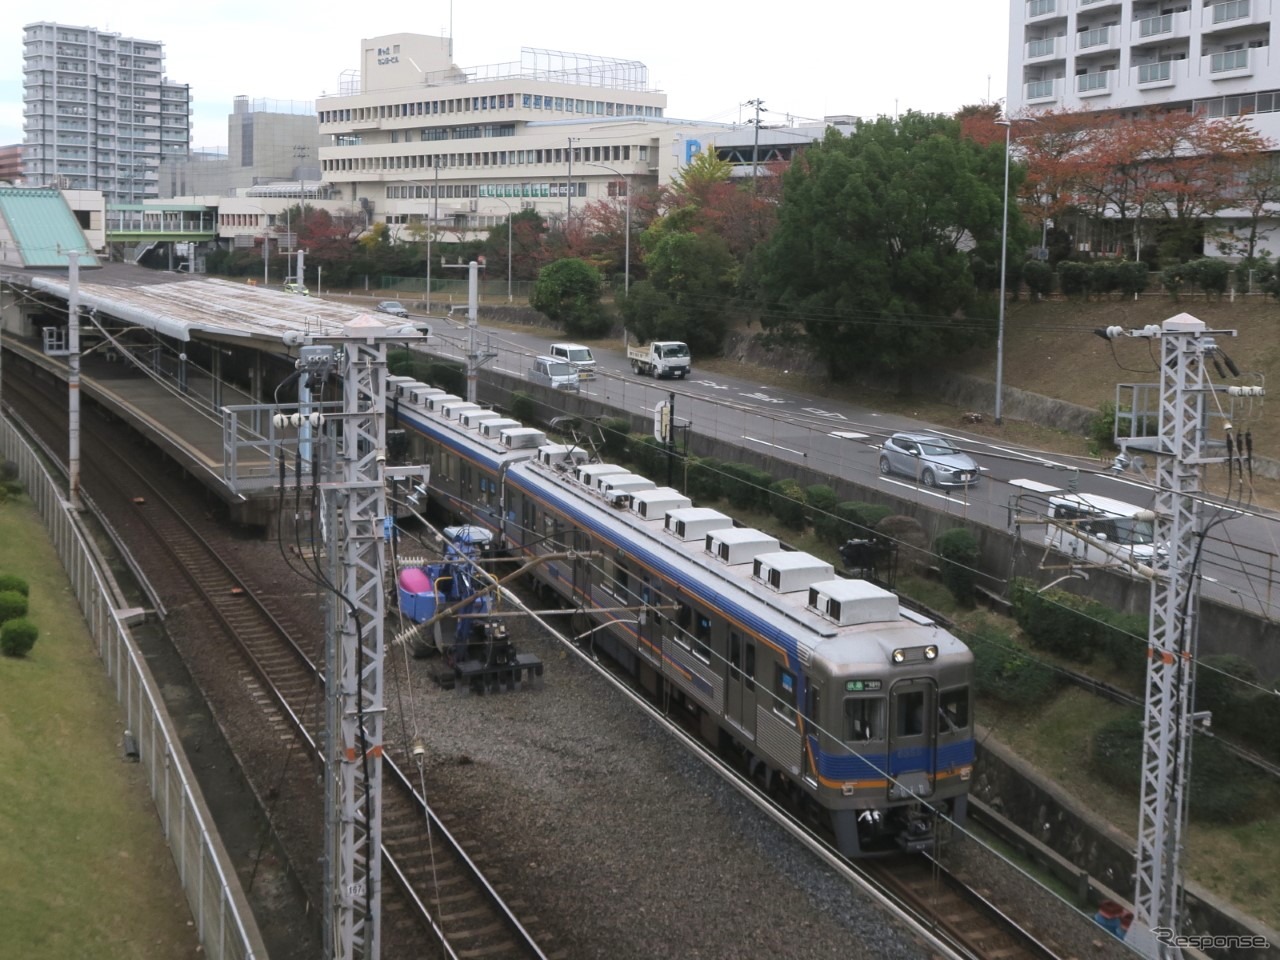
[896,691,925,737]
[774,666,798,724]
[938,688,970,733]
[844,698,885,741]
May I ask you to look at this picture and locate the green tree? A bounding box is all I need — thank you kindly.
[622,230,736,355]
[750,113,1014,387]
[530,258,609,337]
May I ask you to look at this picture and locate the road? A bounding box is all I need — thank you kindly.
[420,313,1280,621]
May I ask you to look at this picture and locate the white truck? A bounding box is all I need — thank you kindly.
[627,340,691,379]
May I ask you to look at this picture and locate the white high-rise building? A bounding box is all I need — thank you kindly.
[22,21,192,203]
[317,34,729,237]
[1007,0,1280,143]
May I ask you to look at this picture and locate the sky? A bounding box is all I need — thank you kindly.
[0,3,1011,151]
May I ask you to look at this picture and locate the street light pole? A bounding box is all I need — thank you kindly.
[995,118,1011,426]
[488,196,515,303]
[587,161,632,345]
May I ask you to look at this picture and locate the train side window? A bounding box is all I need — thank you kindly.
[693,615,711,663]
[897,691,925,737]
[844,698,884,741]
[640,576,652,605]
[744,642,756,691]
[729,632,741,675]
[938,688,969,733]
[676,603,692,630]
[774,666,797,724]
[615,558,630,598]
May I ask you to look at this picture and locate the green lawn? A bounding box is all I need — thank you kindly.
[0,496,198,959]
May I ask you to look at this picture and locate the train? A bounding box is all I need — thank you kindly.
[385,375,975,857]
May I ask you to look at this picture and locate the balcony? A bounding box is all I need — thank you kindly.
[1205,47,1256,78]
[1079,0,1122,8]
[1025,77,1062,103]
[1076,70,1115,97]
[1133,59,1184,89]
[1077,24,1119,54]
[1026,36,1066,61]
[1132,10,1192,44]
[1027,0,1060,20]
[1202,0,1272,33]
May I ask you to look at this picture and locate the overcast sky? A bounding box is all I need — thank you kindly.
[1,3,1010,151]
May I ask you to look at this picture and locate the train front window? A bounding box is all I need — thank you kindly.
[938,687,970,733]
[844,697,884,741]
[896,690,925,737]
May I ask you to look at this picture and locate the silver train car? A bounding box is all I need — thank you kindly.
[388,380,975,856]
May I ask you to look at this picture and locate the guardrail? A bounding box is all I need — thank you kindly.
[0,416,266,960]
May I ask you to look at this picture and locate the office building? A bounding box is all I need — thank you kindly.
[317,34,735,237]
[158,96,329,200]
[22,21,192,204]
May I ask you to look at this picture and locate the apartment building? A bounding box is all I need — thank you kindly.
[22,21,192,203]
[1008,0,1280,142]
[316,34,734,237]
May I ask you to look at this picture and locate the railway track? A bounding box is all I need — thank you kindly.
[2,364,552,960]
[8,356,1068,959]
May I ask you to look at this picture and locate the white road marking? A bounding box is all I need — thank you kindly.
[744,436,806,456]
[831,431,871,440]
[740,393,787,403]
[803,407,848,419]
[878,476,966,501]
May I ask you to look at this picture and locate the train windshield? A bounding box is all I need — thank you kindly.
[843,697,884,741]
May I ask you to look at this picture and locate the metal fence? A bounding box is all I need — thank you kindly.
[378,276,537,303]
[0,417,266,960]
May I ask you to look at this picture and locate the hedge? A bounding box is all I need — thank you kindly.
[768,478,806,530]
[0,590,29,624]
[0,617,38,658]
[968,620,1062,709]
[935,527,979,607]
[0,575,29,597]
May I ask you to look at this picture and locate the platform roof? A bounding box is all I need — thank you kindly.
[20,265,422,346]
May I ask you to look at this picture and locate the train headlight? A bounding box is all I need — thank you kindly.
[892,649,905,663]
[924,645,938,660]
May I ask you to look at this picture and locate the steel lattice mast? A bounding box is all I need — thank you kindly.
[316,317,419,960]
[1124,314,1230,960]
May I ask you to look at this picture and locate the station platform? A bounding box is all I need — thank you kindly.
[4,334,278,521]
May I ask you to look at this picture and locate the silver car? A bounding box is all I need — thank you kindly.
[376,300,409,318]
[878,432,980,488]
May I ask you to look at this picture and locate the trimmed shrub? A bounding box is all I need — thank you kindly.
[1235,256,1274,293]
[1185,257,1230,297]
[968,620,1061,709]
[1087,261,1119,299]
[0,575,29,597]
[684,457,722,502]
[1010,579,1144,665]
[628,435,667,479]
[935,527,979,607]
[0,590,29,624]
[509,391,535,423]
[876,515,930,575]
[768,478,807,530]
[805,484,839,516]
[1087,400,1119,454]
[1090,712,1271,824]
[1161,263,1186,300]
[1194,654,1261,721]
[597,418,632,460]
[1057,261,1089,299]
[0,617,38,657]
[1114,261,1150,297]
[1022,260,1053,300]
[718,462,772,512]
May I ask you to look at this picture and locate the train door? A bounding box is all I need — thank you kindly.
[725,631,757,739]
[886,679,937,799]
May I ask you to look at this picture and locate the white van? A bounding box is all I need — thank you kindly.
[529,355,581,391]
[549,343,596,379]
[1044,492,1165,570]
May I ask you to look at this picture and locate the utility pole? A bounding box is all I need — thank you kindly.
[746,99,765,195]
[67,250,82,510]
[566,137,580,222]
[443,260,497,402]
[1100,314,1257,959]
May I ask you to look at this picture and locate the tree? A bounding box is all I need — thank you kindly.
[620,229,737,354]
[530,258,609,337]
[1223,152,1280,260]
[484,209,551,282]
[749,112,1012,386]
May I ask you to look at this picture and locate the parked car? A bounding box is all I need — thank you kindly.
[376,300,409,318]
[878,432,980,488]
